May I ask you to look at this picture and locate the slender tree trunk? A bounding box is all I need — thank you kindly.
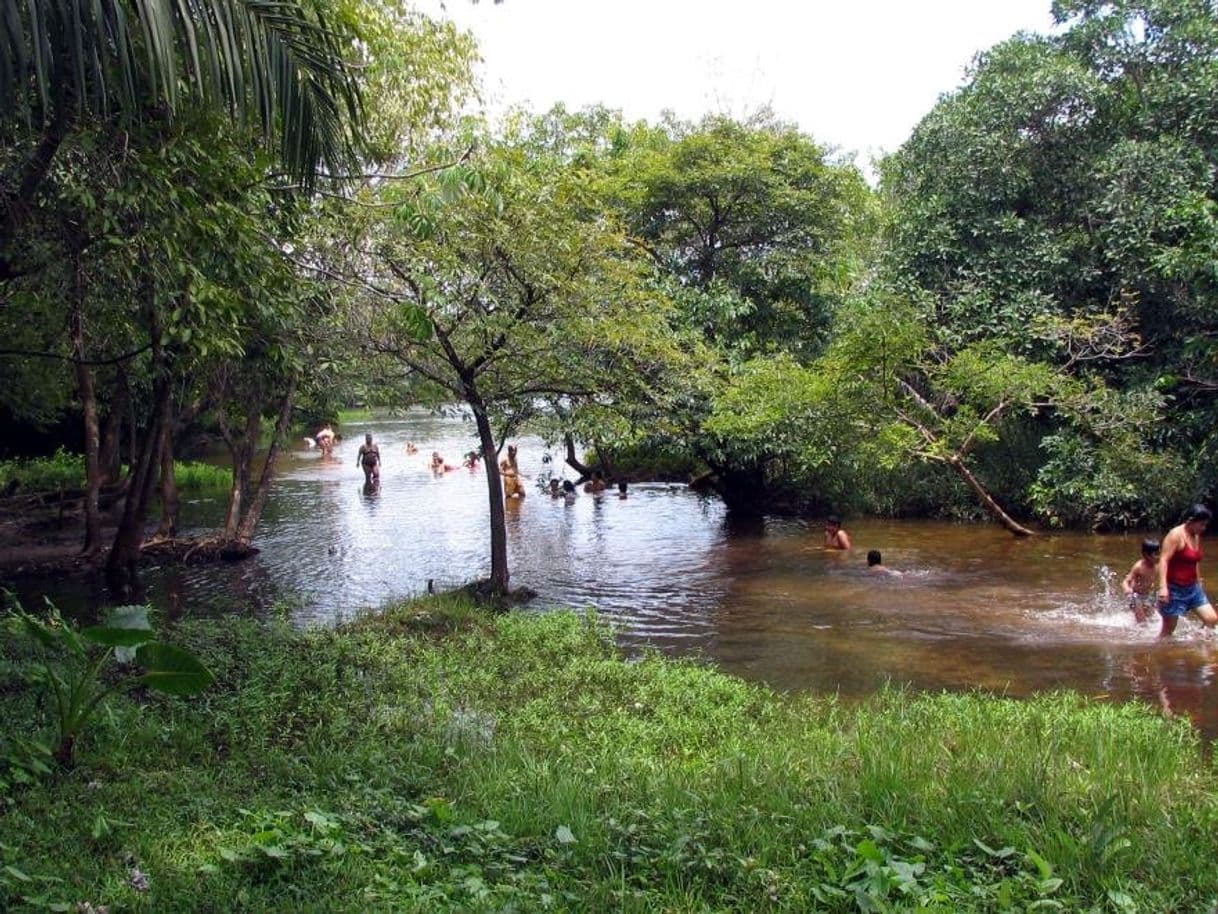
[222,404,260,540]
[156,401,179,539]
[563,433,594,482]
[99,367,128,484]
[0,107,72,280]
[235,376,297,545]
[105,375,169,599]
[69,251,102,556]
[947,455,1036,537]
[471,389,509,593]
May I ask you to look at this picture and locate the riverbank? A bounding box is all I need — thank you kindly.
[2,595,1214,912]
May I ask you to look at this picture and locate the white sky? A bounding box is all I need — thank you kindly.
[419,0,1057,171]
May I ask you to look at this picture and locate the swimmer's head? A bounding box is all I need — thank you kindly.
[365,433,372,444]
[562,480,575,493]
[1184,503,1212,526]
[618,480,628,494]
[825,515,841,530]
[1141,538,1161,559]
[549,479,560,491]
[867,550,882,567]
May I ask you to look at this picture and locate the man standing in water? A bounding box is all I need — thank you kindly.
[1157,504,1218,637]
[356,433,381,487]
[824,515,852,550]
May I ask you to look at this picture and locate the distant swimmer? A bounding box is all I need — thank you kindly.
[463,450,481,470]
[430,451,456,473]
[824,515,852,550]
[356,433,380,486]
[501,444,525,498]
[405,441,419,455]
[549,478,562,498]
[1122,538,1160,624]
[562,479,577,503]
[617,480,629,499]
[867,550,902,577]
[1156,504,1218,638]
[583,470,608,494]
[316,426,336,457]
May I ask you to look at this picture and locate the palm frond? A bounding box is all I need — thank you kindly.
[0,0,363,183]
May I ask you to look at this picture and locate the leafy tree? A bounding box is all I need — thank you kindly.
[341,130,665,593]
[881,0,1218,521]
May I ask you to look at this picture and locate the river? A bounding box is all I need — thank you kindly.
[10,409,1218,739]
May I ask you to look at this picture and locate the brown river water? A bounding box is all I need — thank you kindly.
[11,410,1218,739]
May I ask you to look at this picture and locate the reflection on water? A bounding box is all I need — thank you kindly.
[7,409,1218,739]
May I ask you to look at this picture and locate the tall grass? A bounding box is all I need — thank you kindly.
[0,452,229,495]
[1,599,1214,912]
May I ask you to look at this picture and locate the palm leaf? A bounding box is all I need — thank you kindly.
[0,0,364,183]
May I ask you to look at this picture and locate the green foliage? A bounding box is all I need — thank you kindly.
[0,453,229,495]
[5,601,212,766]
[881,0,1218,523]
[0,601,1214,911]
[0,0,364,184]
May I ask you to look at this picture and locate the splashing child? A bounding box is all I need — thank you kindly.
[1121,538,1160,624]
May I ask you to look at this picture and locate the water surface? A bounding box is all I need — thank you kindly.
[13,410,1218,738]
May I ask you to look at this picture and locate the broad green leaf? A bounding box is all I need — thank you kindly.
[82,605,154,647]
[134,643,213,695]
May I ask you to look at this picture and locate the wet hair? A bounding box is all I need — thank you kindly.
[826,515,841,528]
[1184,504,1212,524]
[562,479,575,493]
[365,433,372,443]
[1141,538,1161,556]
[867,550,882,567]
[618,480,628,494]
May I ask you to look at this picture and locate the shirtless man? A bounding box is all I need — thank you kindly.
[356,433,380,486]
[824,515,852,550]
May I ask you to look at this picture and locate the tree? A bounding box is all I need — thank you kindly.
[881,0,1218,521]
[341,131,664,594]
[0,0,365,282]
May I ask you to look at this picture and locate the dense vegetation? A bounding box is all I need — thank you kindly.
[5,3,1218,906]
[3,599,1216,912]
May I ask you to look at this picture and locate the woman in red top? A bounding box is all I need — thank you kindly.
[1156,504,1218,637]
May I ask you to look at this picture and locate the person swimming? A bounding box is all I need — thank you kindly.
[867,549,902,577]
[549,478,562,498]
[824,515,852,550]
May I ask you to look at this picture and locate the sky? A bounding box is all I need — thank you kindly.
[418,0,1058,172]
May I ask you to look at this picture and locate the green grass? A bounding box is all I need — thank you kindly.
[2,597,1216,912]
[0,452,229,495]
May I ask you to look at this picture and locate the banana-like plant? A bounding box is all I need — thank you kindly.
[10,603,213,766]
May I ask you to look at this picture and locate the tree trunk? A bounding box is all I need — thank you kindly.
[105,306,170,600]
[948,455,1036,537]
[235,376,297,545]
[70,270,102,557]
[563,433,594,483]
[99,367,128,484]
[105,374,169,600]
[471,390,509,593]
[222,403,260,541]
[0,107,72,281]
[156,402,179,539]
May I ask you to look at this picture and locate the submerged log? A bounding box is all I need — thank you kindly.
[140,536,261,564]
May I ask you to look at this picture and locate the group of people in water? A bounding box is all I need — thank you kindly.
[824,505,1218,639]
[309,430,629,502]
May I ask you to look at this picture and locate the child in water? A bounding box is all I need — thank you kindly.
[1122,538,1160,624]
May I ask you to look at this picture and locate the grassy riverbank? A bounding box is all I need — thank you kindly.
[2,597,1216,912]
[0,451,230,495]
